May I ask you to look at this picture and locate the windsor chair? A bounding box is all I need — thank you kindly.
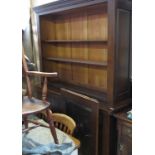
[22,47,59,144]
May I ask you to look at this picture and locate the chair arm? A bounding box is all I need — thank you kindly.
[26,71,58,78]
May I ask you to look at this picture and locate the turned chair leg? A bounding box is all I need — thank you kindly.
[46,109,59,144]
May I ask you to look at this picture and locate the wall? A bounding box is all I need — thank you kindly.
[31,0,58,7]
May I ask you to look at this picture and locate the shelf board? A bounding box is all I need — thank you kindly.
[42,40,108,44]
[44,57,107,67]
[48,80,107,102]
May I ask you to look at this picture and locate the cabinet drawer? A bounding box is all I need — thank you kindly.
[122,125,132,138]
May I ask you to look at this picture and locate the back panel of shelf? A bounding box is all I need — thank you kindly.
[40,3,108,92]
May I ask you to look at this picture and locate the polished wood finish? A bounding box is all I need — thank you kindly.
[22,96,49,116]
[27,71,57,77]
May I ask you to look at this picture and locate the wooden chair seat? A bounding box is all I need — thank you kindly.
[22,96,50,116]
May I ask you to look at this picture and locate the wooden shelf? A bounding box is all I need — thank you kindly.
[42,40,108,44]
[44,57,107,67]
[48,80,107,102]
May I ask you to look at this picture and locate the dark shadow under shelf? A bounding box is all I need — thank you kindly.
[42,40,108,44]
[48,80,107,102]
[44,57,107,67]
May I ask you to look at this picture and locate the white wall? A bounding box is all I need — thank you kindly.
[31,0,58,7]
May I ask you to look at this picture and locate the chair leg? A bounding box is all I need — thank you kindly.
[23,116,28,129]
[46,109,59,144]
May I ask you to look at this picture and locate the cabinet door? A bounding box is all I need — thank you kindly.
[61,88,99,155]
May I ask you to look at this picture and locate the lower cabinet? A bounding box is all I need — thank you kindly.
[36,85,131,155]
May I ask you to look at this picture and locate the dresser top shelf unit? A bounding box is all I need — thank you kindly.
[34,0,132,107]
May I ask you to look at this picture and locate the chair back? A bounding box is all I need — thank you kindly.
[41,111,76,135]
[52,113,76,135]
[22,47,32,98]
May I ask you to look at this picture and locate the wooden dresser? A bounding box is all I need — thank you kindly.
[33,0,132,155]
[114,109,132,155]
